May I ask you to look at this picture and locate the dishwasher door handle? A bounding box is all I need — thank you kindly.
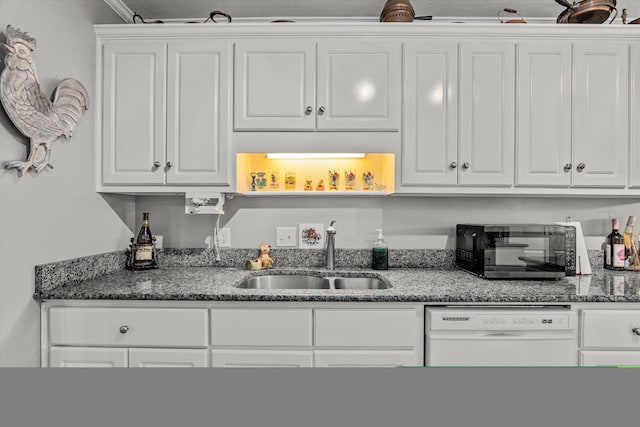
[428,333,575,341]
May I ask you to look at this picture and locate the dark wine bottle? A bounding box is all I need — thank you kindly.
[133,212,154,268]
[605,218,624,271]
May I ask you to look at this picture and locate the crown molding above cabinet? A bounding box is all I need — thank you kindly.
[94,23,640,197]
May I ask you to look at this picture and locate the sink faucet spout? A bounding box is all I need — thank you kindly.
[326,220,337,270]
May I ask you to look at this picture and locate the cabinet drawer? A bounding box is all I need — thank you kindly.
[211,309,312,347]
[315,309,417,348]
[314,350,419,367]
[580,350,640,367]
[211,349,313,367]
[581,310,640,348]
[49,307,209,347]
[50,347,128,367]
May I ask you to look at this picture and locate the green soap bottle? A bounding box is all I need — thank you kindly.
[372,229,388,270]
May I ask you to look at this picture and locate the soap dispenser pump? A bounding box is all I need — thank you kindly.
[372,229,388,270]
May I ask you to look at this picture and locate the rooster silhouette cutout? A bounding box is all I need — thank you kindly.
[1,25,89,176]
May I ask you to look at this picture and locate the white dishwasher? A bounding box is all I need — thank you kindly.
[426,307,578,366]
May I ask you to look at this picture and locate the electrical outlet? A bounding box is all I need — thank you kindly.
[276,227,297,247]
[217,227,231,247]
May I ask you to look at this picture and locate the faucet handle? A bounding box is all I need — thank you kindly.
[327,220,337,234]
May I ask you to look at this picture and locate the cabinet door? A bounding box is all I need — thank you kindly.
[314,350,419,367]
[211,349,313,367]
[234,40,315,130]
[317,41,401,131]
[459,41,515,186]
[631,43,640,188]
[50,347,128,367]
[516,41,572,187]
[573,42,628,187]
[580,350,640,367]
[166,41,231,185]
[581,309,640,348]
[102,41,166,184]
[129,348,208,367]
[402,41,458,186]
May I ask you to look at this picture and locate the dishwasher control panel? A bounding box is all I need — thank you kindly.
[428,308,575,331]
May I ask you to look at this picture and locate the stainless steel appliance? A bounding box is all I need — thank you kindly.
[426,307,578,366]
[456,224,576,279]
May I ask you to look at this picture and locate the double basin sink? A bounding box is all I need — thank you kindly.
[237,274,389,290]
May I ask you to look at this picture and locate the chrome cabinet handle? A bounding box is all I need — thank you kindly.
[119,325,129,334]
[450,162,457,169]
[305,106,313,115]
[462,162,470,170]
[153,161,161,168]
[318,106,326,115]
[564,163,572,172]
[166,161,173,168]
[576,163,586,172]
[632,327,640,336]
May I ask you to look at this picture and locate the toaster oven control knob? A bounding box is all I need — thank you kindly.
[119,325,129,334]
[632,327,640,336]
[450,162,457,169]
[318,106,326,115]
[576,163,586,172]
[564,163,572,172]
[305,106,313,115]
[462,162,470,170]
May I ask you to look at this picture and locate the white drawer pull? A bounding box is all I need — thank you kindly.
[119,325,129,334]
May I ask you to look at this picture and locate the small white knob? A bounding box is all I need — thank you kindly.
[462,162,470,170]
[305,106,313,115]
[318,106,326,115]
[119,325,129,334]
[153,161,161,168]
[450,162,457,169]
[576,163,586,172]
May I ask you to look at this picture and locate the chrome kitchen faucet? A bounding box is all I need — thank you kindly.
[326,220,337,270]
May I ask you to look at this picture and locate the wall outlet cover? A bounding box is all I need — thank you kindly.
[276,227,297,247]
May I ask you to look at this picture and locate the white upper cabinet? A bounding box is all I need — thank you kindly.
[458,41,515,186]
[402,41,458,186]
[234,39,401,132]
[572,41,628,187]
[516,41,573,187]
[102,41,166,185]
[631,43,640,189]
[100,38,231,188]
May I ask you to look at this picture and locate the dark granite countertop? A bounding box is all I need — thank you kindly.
[36,264,640,303]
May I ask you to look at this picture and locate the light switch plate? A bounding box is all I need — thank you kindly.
[217,228,231,247]
[276,227,297,247]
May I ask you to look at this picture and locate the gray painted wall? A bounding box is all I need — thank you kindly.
[0,0,127,366]
[136,196,640,251]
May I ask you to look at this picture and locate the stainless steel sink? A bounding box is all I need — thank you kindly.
[333,277,388,289]
[237,274,390,290]
[238,275,329,290]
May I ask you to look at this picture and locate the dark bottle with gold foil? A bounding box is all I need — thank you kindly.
[127,212,158,270]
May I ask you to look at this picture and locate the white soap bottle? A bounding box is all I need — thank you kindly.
[372,229,388,270]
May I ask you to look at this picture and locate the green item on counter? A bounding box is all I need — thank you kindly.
[372,228,388,270]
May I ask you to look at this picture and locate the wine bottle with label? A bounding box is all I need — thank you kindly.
[623,216,640,271]
[605,218,625,271]
[127,212,157,270]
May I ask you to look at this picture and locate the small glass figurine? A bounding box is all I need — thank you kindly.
[344,170,356,191]
[256,171,267,190]
[250,172,257,191]
[304,179,313,191]
[284,171,297,191]
[362,170,374,191]
[268,169,280,190]
[316,179,325,191]
[329,170,340,190]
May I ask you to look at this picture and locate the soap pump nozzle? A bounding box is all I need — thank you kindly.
[375,229,384,240]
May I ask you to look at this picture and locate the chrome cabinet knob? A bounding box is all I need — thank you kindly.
[166,161,173,168]
[305,106,313,115]
[318,106,326,115]
[462,162,470,170]
[564,163,572,172]
[153,161,161,168]
[632,327,640,336]
[576,163,586,172]
[450,162,457,169]
[119,325,129,334]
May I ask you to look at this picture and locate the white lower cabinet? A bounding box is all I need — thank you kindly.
[50,347,128,368]
[579,308,640,366]
[128,348,208,368]
[314,350,418,368]
[211,349,313,368]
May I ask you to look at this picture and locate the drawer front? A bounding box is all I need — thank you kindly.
[211,349,313,367]
[49,307,209,347]
[315,309,417,348]
[581,310,640,349]
[49,347,128,367]
[580,350,640,367]
[314,350,419,367]
[211,309,313,347]
[128,348,208,367]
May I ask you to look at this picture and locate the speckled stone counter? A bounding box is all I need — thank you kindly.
[35,262,640,303]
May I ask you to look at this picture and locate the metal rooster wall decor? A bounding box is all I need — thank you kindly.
[0,25,89,176]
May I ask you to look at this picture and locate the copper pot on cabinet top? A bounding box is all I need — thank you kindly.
[555,0,618,24]
[380,0,415,22]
